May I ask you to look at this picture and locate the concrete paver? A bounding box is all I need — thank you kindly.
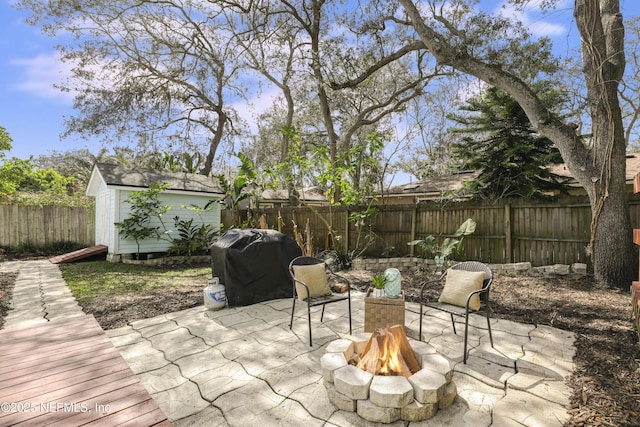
[1,259,576,426]
[2,260,84,329]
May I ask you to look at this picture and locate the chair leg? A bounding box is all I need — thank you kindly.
[307,301,313,346]
[320,305,326,323]
[485,308,494,348]
[419,304,424,341]
[290,298,296,329]
[463,311,470,364]
[347,299,352,335]
[450,313,457,335]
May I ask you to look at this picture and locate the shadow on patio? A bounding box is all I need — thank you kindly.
[106,290,575,426]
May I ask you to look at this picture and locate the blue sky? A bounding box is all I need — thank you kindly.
[1,1,77,159]
[1,0,639,162]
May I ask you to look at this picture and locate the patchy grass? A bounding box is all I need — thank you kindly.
[59,261,211,305]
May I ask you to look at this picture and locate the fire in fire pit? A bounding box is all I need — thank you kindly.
[321,325,457,423]
[351,325,421,378]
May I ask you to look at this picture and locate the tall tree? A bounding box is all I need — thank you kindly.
[395,83,466,179]
[227,0,446,203]
[0,126,13,160]
[396,0,632,288]
[16,0,247,176]
[450,86,568,200]
[233,3,304,204]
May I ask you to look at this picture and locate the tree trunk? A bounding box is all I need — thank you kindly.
[574,0,635,286]
[202,112,227,176]
[309,0,340,201]
[591,183,635,285]
[282,85,300,206]
[397,0,635,288]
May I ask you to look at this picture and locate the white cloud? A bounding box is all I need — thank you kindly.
[232,83,282,131]
[9,51,74,103]
[497,1,569,37]
[527,20,566,36]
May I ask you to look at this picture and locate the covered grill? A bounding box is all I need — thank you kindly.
[210,229,302,306]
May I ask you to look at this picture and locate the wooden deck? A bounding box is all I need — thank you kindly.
[0,315,171,426]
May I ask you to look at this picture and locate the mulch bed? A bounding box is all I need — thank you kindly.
[0,272,16,330]
[0,263,638,425]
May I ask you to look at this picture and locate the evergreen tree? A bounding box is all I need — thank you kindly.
[450,86,569,200]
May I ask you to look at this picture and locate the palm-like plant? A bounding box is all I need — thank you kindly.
[408,218,477,262]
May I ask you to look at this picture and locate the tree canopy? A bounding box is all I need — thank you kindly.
[450,86,569,200]
[394,0,632,288]
[0,126,12,155]
[12,0,640,287]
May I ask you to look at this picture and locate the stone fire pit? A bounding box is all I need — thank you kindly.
[321,335,457,423]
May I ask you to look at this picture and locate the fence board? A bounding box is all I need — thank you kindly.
[241,196,626,268]
[5,194,639,268]
[0,205,95,249]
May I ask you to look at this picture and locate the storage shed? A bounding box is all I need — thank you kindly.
[86,163,224,260]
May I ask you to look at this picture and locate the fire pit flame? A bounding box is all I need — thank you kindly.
[353,325,421,378]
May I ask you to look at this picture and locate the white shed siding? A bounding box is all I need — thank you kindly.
[115,190,220,255]
[110,188,119,253]
[95,182,111,246]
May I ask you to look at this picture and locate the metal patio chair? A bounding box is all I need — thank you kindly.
[419,261,494,363]
[289,256,352,346]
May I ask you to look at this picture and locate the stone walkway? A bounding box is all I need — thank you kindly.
[2,260,84,328]
[1,260,576,426]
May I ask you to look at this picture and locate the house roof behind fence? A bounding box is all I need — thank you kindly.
[550,154,640,184]
[261,187,328,203]
[86,163,224,197]
[384,154,640,202]
[383,170,479,200]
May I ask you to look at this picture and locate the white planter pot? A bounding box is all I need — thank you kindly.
[372,288,385,298]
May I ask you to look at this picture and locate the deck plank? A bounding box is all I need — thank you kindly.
[0,338,117,375]
[49,245,108,264]
[0,315,171,426]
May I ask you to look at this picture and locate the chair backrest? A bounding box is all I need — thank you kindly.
[289,256,331,301]
[289,256,324,273]
[450,261,493,301]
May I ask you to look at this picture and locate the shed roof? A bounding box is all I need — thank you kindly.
[86,163,224,197]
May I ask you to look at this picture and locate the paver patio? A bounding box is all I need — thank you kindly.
[107,293,575,426]
[1,260,576,426]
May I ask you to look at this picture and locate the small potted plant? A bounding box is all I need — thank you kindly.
[371,273,387,298]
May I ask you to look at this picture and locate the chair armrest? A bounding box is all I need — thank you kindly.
[419,271,446,300]
[464,287,489,310]
[328,271,351,295]
[330,271,350,286]
[292,277,310,298]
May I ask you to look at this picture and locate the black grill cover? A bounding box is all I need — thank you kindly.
[210,229,302,306]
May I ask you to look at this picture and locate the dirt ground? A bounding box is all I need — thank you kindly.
[0,272,15,330]
[0,265,638,426]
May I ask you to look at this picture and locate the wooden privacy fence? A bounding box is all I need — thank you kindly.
[230,194,640,268]
[0,205,95,249]
[5,194,640,266]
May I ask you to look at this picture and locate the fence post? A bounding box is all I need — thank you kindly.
[409,205,417,257]
[344,207,349,251]
[504,203,512,263]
